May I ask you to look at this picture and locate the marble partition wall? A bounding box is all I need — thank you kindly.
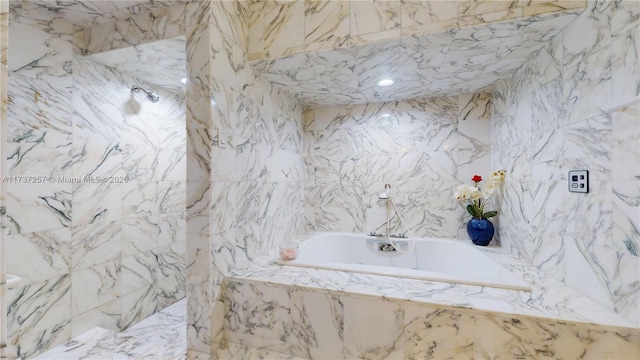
[4,3,187,359]
[223,276,640,359]
[71,53,186,330]
[492,0,640,326]
[183,1,305,354]
[0,2,7,359]
[304,95,491,240]
[5,6,75,358]
[248,0,587,61]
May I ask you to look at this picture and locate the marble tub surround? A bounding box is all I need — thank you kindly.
[491,0,640,327]
[249,2,585,108]
[233,239,636,329]
[5,3,187,359]
[224,251,640,359]
[304,94,491,241]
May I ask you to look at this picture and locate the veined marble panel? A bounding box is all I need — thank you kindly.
[156,181,186,215]
[6,228,71,284]
[119,283,158,330]
[401,1,457,28]
[223,256,640,360]
[6,74,73,177]
[81,4,185,54]
[71,221,122,271]
[492,0,640,327]
[183,7,215,354]
[304,1,350,49]
[611,2,640,105]
[6,274,71,340]
[7,320,71,360]
[611,104,640,182]
[474,313,556,359]
[224,281,293,352]
[351,1,400,36]
[71,261,121,316]
[613,179,640,258]
[71,136,123,181]
[70,298,121,337]
[88,35,185,94]
[121,250,157,295]
[405,303,475,359]
[343,295,403,359]
[72,181,122,226]
[288,290,343,359]
[304,95,489,237]
[263,1,304,54]
[6,182,72,234]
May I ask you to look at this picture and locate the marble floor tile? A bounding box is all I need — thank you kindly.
[34,300,187,360]
[33,299,306,360]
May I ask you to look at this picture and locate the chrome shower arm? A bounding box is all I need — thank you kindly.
[131,85,159,103]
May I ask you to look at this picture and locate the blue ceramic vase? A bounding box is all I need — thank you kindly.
[466,218,494,246]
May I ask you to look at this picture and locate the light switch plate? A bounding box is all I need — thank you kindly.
[568,170,589,193]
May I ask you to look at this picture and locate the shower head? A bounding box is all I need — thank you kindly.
[131,85,159,103]
[378,183,391,200]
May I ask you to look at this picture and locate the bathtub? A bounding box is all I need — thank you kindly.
[277,232,531,291]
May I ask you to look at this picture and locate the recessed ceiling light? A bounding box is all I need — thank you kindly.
[378,79,394,87]
[181,77,187,84]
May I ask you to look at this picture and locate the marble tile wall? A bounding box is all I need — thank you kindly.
[0,2,7,359]
[492,0,640,326]
[184,1,305,355]
[222,277,640,359]
[5,5,75,358]
[4,3,187,359]
[248,0,587,61]
[304,94,491,240]
[81,3,186,56]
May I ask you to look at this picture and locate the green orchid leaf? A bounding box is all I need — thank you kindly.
[483,211,498,218]
[466,204,476,217]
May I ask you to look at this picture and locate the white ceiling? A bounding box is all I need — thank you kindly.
[250,10,582,109]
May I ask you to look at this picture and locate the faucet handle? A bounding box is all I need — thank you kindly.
[369,231,376,236]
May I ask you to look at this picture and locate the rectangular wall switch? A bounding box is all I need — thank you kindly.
[568,170,589,193]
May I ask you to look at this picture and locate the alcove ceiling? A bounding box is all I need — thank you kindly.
[14,1,582,109]
[250,9,582,109]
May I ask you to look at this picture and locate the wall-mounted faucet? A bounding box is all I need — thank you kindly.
[368,231,406,238]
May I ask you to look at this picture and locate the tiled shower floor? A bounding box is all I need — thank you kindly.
[34,300,189,359]
[34,299,306,360]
